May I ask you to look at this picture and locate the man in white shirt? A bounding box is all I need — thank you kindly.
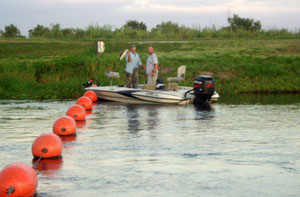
[125,45,142,88]
[146,46,158,86]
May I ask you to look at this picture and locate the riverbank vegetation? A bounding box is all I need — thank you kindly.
[0,37,300,99]
[0,15,299,99]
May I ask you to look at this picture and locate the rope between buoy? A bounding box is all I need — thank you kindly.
[6,191,11,197]
[32,148,48,172]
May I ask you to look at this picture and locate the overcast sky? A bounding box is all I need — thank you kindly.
[1,0,300,35]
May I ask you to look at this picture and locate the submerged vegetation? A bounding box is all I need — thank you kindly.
[0,38,300,99]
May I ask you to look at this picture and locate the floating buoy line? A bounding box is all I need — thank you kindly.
[66,104,86,121]
[0,91,98,197]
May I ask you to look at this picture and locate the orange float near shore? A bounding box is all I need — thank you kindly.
[32,133,62,159]
[66,104,86,121]
[0,162,38,197]
[76,96,93,110]
[53,116,76,136]
[84,91,98,102]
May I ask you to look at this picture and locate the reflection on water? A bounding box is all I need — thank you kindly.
[194,106,215,120]
[126,105,160,133]
[126,105,141,133]
[75,120,86,129]
[146,107,159,131]
[60,135,77,143]
[32,158,63,177]
[0,96,299,196]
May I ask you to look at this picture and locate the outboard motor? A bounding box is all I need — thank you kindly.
[193,75,215,105]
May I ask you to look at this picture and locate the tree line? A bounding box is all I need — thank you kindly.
[1,15,299,39]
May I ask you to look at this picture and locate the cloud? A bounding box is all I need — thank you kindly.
[123,0,300,14]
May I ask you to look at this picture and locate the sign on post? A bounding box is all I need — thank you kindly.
[96,41,105,54]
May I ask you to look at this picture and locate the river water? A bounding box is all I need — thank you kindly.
[0,95,299,197]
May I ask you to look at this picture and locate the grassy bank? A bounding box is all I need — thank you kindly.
[0,38,300,99]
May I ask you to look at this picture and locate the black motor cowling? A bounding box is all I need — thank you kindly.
[193,75,215,105]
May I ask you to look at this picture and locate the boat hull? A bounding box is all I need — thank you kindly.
[85,86,218,105]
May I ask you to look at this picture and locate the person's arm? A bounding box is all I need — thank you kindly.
[127,51,131,62]
[152,54,158,76]
[152,64,158,76]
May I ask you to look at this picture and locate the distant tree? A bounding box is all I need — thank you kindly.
[28,24,50,38]
[62,28,75,38]
[3,24,21,38]
[0,30,3,38]
[74,28,85,39]
[228,14,262,31]
[152,21,181,39]
[154,21,180,33]
[253,21,262,31]
[85,24,113,39]
[124,20,147,31]
[49,23,62,38]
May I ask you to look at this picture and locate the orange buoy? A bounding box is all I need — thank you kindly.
[53,116,76,136]
[66,104,86,121]
[32,133,62,159]
[0,162,38,197]
[84,91,98,102]
[76,96,93,111]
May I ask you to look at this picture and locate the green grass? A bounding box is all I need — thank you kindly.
[0,38,300,99]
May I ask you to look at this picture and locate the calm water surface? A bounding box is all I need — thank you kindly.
[0,95,299,197]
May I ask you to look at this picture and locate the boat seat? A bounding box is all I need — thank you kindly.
[106,72,120,79]
[167,65,186,82]
[105,72,120,86]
